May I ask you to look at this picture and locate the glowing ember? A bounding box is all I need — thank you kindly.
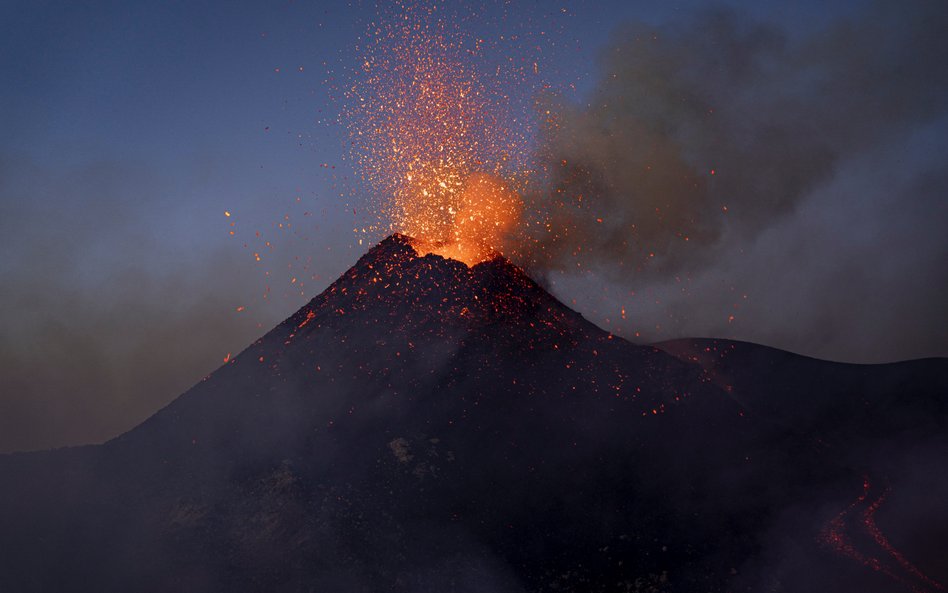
[409,172,521,265]
[819,476,945,592]
[347,2,533,266]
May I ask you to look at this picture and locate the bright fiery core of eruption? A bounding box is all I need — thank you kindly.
[410,172,522,265]
[347,2,532,266]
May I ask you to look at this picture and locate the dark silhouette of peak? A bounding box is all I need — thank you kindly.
[288,233,589,334]
[1,236,946,593]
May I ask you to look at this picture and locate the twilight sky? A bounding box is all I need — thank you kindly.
[2,0,946,453]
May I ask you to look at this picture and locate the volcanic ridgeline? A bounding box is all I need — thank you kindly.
[1,233,946,593]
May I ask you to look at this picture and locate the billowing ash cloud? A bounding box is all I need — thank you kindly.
[524,1,947,277]
[514,2,948,362]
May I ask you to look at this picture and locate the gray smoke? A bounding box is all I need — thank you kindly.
[520,0,948,361]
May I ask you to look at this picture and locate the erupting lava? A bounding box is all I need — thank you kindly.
[347,2,533,266]
[407,172,522,265]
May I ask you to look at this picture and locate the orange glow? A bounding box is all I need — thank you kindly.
[408,172,521,265]
[347,2,532,267]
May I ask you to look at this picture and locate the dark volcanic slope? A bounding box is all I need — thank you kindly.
[1,234,946,593]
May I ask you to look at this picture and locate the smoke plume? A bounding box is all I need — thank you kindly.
[528,2,947,276]
[518,1,948,361]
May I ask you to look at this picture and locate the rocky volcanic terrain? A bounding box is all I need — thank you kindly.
[1,234,946,592]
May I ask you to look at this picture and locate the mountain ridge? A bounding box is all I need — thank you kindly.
[1,234,945,593]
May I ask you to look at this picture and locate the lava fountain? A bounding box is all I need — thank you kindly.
[406,171,522,265]
[346,2,534,266]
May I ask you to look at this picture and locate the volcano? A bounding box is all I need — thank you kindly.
[1,234,946,592]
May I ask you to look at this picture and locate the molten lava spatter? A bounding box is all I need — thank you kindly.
[407,173,522,265]
[346,2,533,266]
